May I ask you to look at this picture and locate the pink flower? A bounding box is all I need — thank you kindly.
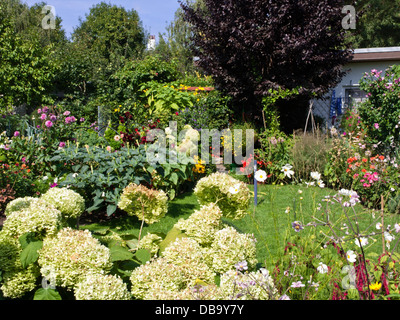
[374,123,379,129]
[65,116,76,124]
[13,131,20,137]
[40,113,47,120]
[37,108,42,114]
[63,111,71,116]
[50,114,57,121]
[45,120,53,128]
[42,106,49,113]
[59,142,66,148]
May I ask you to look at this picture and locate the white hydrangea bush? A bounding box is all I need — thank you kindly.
[0,232,39,299]
[129,257,187,300]
[205,226,258,274]
[4,197,37,216]
[40,187,85,220]
[74,273,131,300]
[174,202,223,245]
[38,227,113,289]
[1,265,40,299]
[219,268,279,300]
[0,232,22,272]
[1,198,62,239]
[194,172,250,220]
[162,237,216,287]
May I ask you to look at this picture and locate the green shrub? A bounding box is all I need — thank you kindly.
[358,66,400,155]
[255,128,294,183]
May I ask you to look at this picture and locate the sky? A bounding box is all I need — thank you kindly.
[23,0,181,41]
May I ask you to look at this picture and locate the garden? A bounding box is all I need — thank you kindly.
[2,0,400,301]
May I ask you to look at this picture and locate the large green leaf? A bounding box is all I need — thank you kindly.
[134,248,151,265]
[106,204,117,216]
[20,241,42,268]
[109,245,134,262]
[33,288,62,300]
[158,227,186,253]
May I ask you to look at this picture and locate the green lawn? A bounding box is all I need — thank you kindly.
[83,184,400,271]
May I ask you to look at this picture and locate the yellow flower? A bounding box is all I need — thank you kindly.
[369,282,382,291]
[193,163,205,174]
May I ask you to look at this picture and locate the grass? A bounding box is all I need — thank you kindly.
[83,183,400,271]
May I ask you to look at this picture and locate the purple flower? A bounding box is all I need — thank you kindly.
[235,261,248,271]
[59,142,66,148]
[80,117,85,122]
[42,106,49,113]
[50,183,58,188]
[291,281,305,288]
[291,221,304,232]
[50,114,57,121]
[45,120,53,128]
[13,131,20,137]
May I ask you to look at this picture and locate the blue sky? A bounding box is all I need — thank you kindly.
[24,0,181,40]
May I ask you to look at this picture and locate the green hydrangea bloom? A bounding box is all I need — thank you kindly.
[41,187,85,220]
[162,237,216,286]
[174,203,223,245]
[0,231,21,272]
[74,273,131,300]
[219,268,278,300]
[118,183,168,224]
[1,264,40,299]
[4,197,37,216]
[194,172,250,220]
[129,257,186,300]
[137,233,163,257]
[205,226,257,274]
[38,228,112,289]
[2,199,62,239]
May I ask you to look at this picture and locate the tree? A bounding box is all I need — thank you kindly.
[180,0,354,125]
[2,0,67,46]
[71,2,146,89]
[0,5,60,112]
[155,4,202,75]
[347,0,400,48]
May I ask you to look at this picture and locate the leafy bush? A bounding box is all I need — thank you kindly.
[255,128,294,183]
[358,66,400,154]
[112,54,180,105]
[51,144,155,216]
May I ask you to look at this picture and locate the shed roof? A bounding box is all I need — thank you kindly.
[352,47,400,62]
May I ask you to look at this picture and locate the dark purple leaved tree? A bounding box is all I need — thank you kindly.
[180,0,354,127]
